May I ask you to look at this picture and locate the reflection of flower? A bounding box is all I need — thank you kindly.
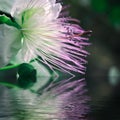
[0,0,90,74]
[50,78,90,119]
[0,77,89,120]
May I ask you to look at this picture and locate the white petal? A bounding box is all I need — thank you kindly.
[11,0,52,16]
[0,0,16,13]
[51,3,62,19]
[11,0,61,20]
[43,3,62,21]
[0,24,22,68]
[49,0,56,4]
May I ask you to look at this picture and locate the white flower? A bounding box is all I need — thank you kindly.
[0,0,90,74]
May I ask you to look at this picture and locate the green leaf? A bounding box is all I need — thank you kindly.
[17,63,37,89]
[0,15,21,29]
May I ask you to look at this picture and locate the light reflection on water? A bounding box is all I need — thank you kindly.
[0,73,89,120]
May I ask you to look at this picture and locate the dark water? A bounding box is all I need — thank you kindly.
[1,67,120,120]
[0,69,89,120]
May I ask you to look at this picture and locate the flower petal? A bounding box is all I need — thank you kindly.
[0,0,16,13]
[45,3,62,20]
[0,24,22,68]
[11,0,53,16]
[11,0,61,22]
[49,0,56,4]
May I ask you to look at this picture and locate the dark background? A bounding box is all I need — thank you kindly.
[64,0,120,120]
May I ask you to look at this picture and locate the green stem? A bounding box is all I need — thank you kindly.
[0,82,19,89]
[0,64,20,71]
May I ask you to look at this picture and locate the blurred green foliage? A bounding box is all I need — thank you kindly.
[91,0,108,12]
[91,0,120,29]
[64,0,120,30]
[109,7,120,29]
